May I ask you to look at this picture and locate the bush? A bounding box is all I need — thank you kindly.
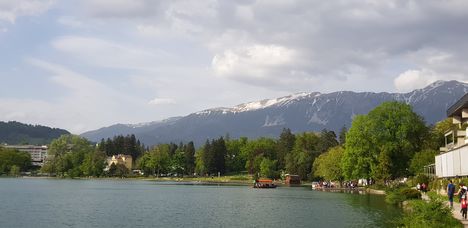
[386,187,421,205]
[401,188,422,200]
[400,199,461,227]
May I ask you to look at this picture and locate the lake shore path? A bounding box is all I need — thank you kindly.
[422,194,468,227]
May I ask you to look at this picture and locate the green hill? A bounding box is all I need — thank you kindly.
[0,121,70,145]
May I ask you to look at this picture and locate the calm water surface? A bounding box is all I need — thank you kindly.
[0,178,401,228]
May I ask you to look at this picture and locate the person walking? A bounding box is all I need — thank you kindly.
[448,180,455,209]
[461,186,468,219]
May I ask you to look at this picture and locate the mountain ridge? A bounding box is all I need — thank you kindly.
[81,80,468,147]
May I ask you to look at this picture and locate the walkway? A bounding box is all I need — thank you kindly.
[422,194,468,227]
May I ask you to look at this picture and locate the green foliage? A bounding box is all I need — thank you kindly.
[343,101,428,181]
[241,137,277,175]
[386,187,421,205]
[41,135,100,177]
[313,146,344,182]
[423,118,454,151]
[259,158,278,179]
[0,147,31,175]
[276,128,295,171]
[225,137,248,173]
[9,165,20,176]
[414,174,430,186]
[400,199,461,228]
[410,149,438,175]
[0,121,70,145]
[138,144,170,176]
[98,134,144,163]
[285,132,320,180]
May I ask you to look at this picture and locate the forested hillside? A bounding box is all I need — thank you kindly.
[0,121,70,145]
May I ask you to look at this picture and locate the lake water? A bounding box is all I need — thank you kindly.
[0,178,401,228]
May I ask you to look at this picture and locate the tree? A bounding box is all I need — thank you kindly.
[9,165,20,176]
[285,132,320,180]
[81,150,106,177]
[260,158,278,179]
[342,101,428,181]
[317,129,339,154]
[225,137,248,173]
[0,147,31,174]
[145,144,171,176]
[313,146,344,184]
[42,135,96,177]
[184,141,196,175]
[276,128,295,171]
[341,115,374,180]
[338,126,347,146]
[241,138,277,175]
[410,149,438,175]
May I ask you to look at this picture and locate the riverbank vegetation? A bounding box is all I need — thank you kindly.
[0,147,31,176]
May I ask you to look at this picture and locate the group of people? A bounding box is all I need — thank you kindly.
[447,180,468,219]
[416,182,428,192]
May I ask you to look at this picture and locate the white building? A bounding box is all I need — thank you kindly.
[435,93,468,178]
[3,145,48,166]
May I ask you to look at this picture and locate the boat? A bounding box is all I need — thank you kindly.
[253,179,277,188]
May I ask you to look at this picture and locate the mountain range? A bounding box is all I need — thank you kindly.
[81,80,468,147]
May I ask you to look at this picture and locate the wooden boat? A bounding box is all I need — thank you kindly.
[253,179,277,188]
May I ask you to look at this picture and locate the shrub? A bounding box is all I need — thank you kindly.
[401,188,422,200]
[400,198,461,227]
[386,187,421,205]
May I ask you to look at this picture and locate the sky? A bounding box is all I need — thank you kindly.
[1,0,468,134]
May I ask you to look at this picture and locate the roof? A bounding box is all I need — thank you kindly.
[447,93,468,117]
[258,179,273,183]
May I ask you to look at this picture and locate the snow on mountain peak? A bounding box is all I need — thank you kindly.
[233,92,315,112]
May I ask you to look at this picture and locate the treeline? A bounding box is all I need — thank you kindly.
[0,121,70,145]
[97,134,145,161]
[0,147,31,176]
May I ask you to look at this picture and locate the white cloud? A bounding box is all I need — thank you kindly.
[394,69,439,92]
[212,44,298,79]
[148,98,176,105]
[0,0,54,23]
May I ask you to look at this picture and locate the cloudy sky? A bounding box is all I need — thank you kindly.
[1,0,468,133]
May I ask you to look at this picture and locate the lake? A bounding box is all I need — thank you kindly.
[0,178,401,227]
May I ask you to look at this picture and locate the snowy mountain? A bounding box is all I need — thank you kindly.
[81,80,468,147]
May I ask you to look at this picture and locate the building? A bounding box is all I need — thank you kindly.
[435,93,468,178]
[106,154,133,170]
[285,174,301,185]
[3,145,48,166]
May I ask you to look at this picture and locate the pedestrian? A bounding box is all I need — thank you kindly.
[421,183,427,193]
[417,183,421,191]
[448,180,455,209]
[458,183,465,202]
[461,186,468,219]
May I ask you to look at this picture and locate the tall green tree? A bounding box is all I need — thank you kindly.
[342,101,428,181]
[241,138,277,175]
[276,128,296,171]
[184,141,196,175]
[409,149,438,175]
[43,135,93,176]
[225,137,248,173]
[317,129,339,154]
[285,132,320,180]
[313,146,345,184]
